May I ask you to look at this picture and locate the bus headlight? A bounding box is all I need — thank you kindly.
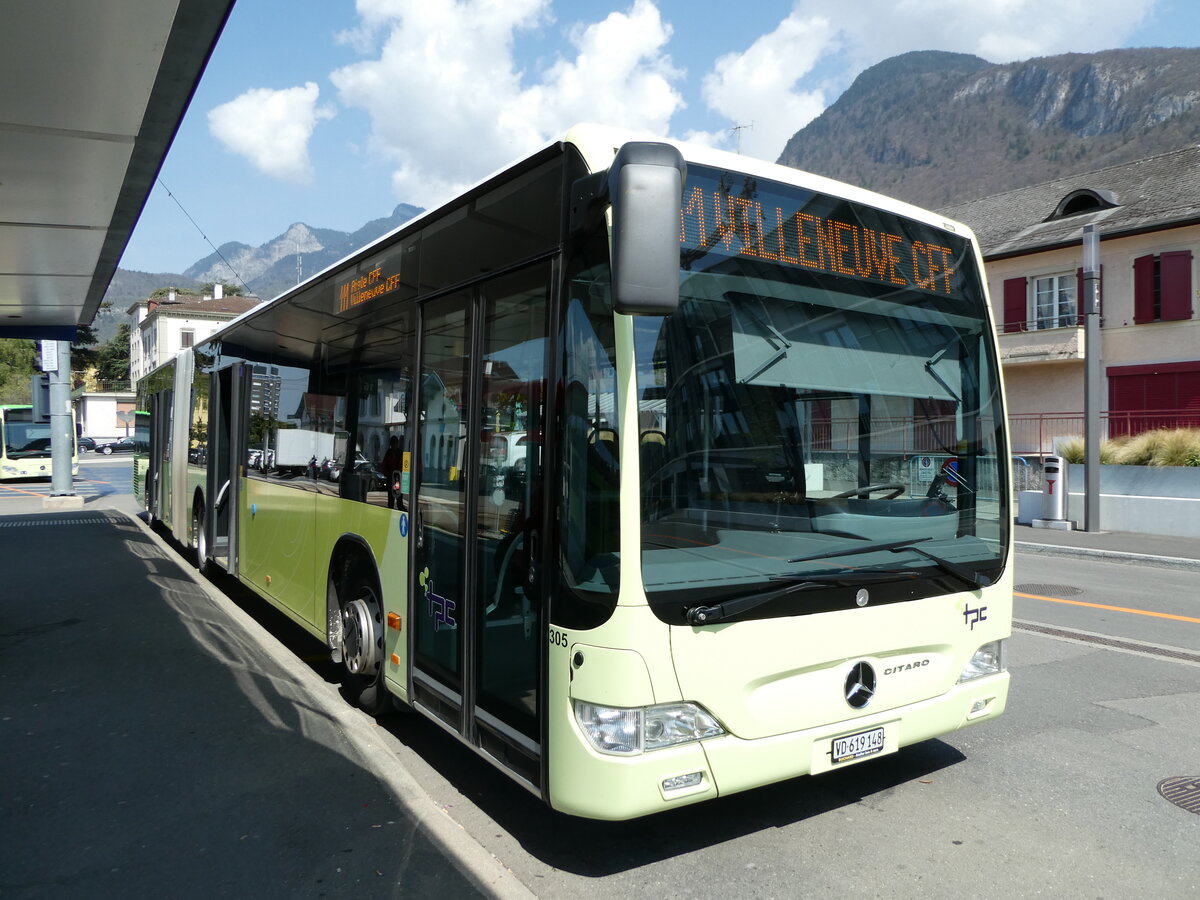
[957,639,1006,683]
[574,701,725,755]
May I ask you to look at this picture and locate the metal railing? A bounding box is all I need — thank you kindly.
[71,380,132,395]
[1009,409,1200,456]
[811,416,961,454]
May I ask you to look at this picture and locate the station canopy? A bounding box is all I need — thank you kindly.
[0,0,235,341]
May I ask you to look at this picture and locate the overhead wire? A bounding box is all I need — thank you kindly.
[156,178,255,297]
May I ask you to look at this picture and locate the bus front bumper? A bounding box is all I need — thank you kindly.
[549,672,1008,820]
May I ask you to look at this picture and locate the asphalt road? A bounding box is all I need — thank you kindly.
[0,454,133,507]
[1013,552,1200,653]
[202,543,1200,899]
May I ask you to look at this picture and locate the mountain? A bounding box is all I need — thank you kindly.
[101,202,423,334]
[184,202,423,302]
[777,47,1200,209]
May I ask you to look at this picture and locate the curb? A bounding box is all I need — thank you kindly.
[1015,540,1200,572]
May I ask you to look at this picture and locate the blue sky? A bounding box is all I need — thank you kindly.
[119,0,1200,276]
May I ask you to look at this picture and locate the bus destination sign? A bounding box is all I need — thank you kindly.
[679,167,968,300]
[337,262,402,312]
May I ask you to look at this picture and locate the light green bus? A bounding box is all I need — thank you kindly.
[135,125,1012,820]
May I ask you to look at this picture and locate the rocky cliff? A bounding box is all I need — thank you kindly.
[777,47,1200,208]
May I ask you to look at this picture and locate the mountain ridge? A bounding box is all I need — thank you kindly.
[777,47,1200,209]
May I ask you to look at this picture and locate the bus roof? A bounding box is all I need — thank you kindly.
[199,123,981,356]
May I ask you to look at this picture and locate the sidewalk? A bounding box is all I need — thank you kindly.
[1014,521,1200,570]
[0,493,527,898]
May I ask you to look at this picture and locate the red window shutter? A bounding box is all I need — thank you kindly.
[1002,277,1026,333]
[1160,251,1193,321]
[1133,254,1156,323]
[1180,372,1200,413]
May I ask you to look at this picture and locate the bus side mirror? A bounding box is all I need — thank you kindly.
[607,142,686,316]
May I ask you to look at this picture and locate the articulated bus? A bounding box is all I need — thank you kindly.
[1,404,78,481]
[135,125,1011,820]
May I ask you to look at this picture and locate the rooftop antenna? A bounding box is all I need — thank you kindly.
[730,122,754,154]
[295,241,302,286]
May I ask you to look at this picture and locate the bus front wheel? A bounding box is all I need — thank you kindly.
[338,564,392,717]
[193,503,210,575]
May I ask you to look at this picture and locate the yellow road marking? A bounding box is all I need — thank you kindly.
[0,483,48,498]
[1015,590,1200,624]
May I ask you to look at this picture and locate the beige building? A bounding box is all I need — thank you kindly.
[127,285,260,387]
[942,146,1200,455]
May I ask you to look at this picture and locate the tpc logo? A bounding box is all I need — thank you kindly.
[962,603,988,629]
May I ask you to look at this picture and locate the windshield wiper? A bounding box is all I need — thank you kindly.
[685,577,827,625]
[900,545,991,589]
[924,347,962,404]
[788,536,933,564]
[788,536,989,589]
[683,570,914,625]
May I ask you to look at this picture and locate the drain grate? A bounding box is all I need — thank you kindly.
[0,513,126,529]
[1158,776,1200,815]
[1015,583,1083,597]
[1013,621,1200,665]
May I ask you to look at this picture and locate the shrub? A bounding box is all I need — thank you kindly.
[1051,429,1200,466]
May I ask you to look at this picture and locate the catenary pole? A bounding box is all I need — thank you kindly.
[1082,225,1102,532]
[48,340,76,498]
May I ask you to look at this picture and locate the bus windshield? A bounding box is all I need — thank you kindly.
[634,164,1007,623]
[1,411,54,458]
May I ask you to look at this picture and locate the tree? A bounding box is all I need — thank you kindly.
[0,339,37,403]
[72,305,103,373]
[95,323,131,384]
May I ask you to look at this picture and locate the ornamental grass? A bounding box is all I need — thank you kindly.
[1055,428,1200,466]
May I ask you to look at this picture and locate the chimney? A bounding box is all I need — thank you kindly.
[214,283,224,300]
[168,288,177,303]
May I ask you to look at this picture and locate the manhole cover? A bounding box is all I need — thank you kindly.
[1014,583,1084,597]
[1158,776,1200,815]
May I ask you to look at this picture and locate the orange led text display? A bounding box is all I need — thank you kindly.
[679,183,963,297]
[338,265,402,312]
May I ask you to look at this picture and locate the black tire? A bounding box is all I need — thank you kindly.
[338,564,393,717]
[102,446,113,455]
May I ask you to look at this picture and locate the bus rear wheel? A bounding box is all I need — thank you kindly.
[339,565,392,716]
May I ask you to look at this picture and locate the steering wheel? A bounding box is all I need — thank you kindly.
[832,482,906,500]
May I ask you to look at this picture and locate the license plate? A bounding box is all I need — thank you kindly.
[831,726,885,764]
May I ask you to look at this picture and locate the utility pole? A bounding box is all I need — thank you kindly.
[1082,224,1102,532]
[44,339,83,510]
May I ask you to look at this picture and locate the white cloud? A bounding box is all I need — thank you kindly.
[208,83,334,183]
[695,11,833,160]
[330,0,684,208]
[695,0,1158,161]
[793,0,1158,68]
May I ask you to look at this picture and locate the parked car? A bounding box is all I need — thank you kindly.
[329,452,386,490]
[77,436,97,452]
[95,437,136,455]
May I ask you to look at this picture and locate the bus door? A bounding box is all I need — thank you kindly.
[411,264,551,791]
[148,389,173,521]
[207,364,248,574]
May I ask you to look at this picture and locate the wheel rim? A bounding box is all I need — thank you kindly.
[194,509,207,564]
[341,587,383,677]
